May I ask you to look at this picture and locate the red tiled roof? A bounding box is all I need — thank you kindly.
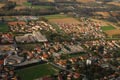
[0,60,4,64]
[8,22,26,25]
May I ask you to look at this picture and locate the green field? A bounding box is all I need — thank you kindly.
[16,64,59,80]
[0,23,9,32]
[23,2,53,9]
[23,2,32,6]
[32,5,53,9]
[44,14,69,19]
[101,25,115,31]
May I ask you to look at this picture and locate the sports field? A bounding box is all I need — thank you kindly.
[16,63,59,80]
[0,23,9,32]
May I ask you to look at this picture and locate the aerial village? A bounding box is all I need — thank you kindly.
[0,0,120,80]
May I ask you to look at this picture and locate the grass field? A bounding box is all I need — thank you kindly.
[44,14,69,19]
[16,64,59,80]
[32,5,53,9]
[22,2,53,9]
[23,2,32,6]
[0,23,9,32]
[101,25,115,31]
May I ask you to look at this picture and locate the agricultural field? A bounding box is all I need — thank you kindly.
[101,25,116,31]
[0,3,5,8]
[44,14,69,19]
[9,0,27,5]
[105,29,120,36]
[39,0,55,2]
[15,2,54,9]
[0,23,9,32]
[23,2,32,6]
[94,12,110,18]
[49,17,80,24]
[76,0,95,3]
[14,6,26,10]
[47,0,55,2]
[16,64,59,80]
[91,19,109,26]
[107,2,120,7]
[31,5,53,9]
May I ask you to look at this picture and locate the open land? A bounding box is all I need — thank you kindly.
[105,29,120,36]
[101,25,116,31]
[94,12,111,18]
[76,0,95,3]
[0,23,9,32]
[0,3,5,8]
[16,64,59,80]
[107,2,120,7]
[44,14,69,19]
[0,0,120,80]
[49,18,80,24]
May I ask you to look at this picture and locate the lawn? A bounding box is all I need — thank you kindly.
[44,14,69,19]
[101,25,115,31]
[16,64,59,80]
[0,23,9,32]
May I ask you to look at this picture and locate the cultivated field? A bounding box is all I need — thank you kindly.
[91,19,109,26]
[107,2,120,7]
[91,19,120,36]
[47,0,55,2]
[9,0,29,10]
[105,29,120,36]
[49,18,80,24]
[94,12,110,18]
[76,0,95,3]
[39,0,55,2]
[0,3,5,8]
[110,12,120,17]
[44,14,69,19]
[14,6,26,10]
[101,25,115,31]
[9,0,27,5]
